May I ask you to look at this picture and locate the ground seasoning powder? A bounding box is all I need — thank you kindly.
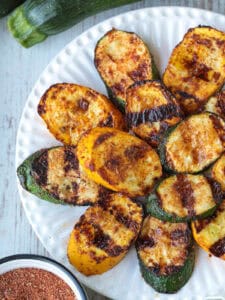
[0,268,77,300]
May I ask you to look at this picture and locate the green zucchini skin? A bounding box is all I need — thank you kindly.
[0,0,25,18]
[146,195,217,223]
[17,148,65,205]
[8,0,140,48]
[138,245,195,293]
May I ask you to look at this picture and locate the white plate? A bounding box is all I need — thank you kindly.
[16,6,225,300]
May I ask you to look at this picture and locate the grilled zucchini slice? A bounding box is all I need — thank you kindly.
[160,112,225,174]
[192,200,225,260]
[211,154,225,191]
[205,90,225,119]
[38,83,126,146]
[94,29,159,112]
[147,174,219,222]
[163,26,225,114]
[136,216,195,293]
[126,80,183,147]
[17,146,107,205]
[77,127,162,197]
[67,193,143,275]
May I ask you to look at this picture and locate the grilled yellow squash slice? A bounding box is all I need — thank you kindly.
[17,146,108,205]
[205,90,225,119]
[211,154,225,190]
[67,193,143,275]
[77,127,162,197]
[160,112,225,173]
[192,200,225,260]
[38,83,126,145]
[95,29,159,112]
[126,80,183,147]
[163,26,225,114]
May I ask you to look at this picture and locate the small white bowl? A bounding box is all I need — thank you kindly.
[0,254,88,300]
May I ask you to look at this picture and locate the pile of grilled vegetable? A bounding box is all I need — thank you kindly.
[17,26,225,294]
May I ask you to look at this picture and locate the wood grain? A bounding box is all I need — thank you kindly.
[0,1,224,299]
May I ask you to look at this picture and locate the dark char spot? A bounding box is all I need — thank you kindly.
[64,147,79,172]
[31,151,48,186]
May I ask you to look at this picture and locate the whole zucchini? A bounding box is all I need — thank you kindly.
[8,0,140,48]
[0,0,25,18]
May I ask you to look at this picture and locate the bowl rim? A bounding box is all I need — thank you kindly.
[0,254,88,300]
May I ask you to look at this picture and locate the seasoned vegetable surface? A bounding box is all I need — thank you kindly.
[160,113,225,173]
[126,80,182,146]
[211,154,225,191]
[192,200,225,260]
[147,174,219,222]
[95,29,159,112]
[38,83,125,146]
[68,193,143,275]
[77,127,162,197]
[136,216,195,293]
[205,90,225,119]
[17,146,107,205]
[8,0,139,47]
[163,26,225,114]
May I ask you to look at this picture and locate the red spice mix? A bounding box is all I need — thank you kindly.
[0,267,76,300]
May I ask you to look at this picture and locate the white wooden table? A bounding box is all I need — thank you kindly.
[0,1,223,299]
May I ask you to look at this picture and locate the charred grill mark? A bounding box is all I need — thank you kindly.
[209,237,225,257]
[164,265,182,275]
[96,188,112,209]
[105,156,122,172]
[94,132,115,148]
[72,182,78,194]
[127,62,149,81]
[218,93,225,115]
[206,177,225,204]
[209,114,225,142]
[124,144,148,161]
[99,114,114,127]
[195,37,212,47]
[31,151,48,186]
[86,90,98,99]
[126,103,182,127]
[49,185,59,199]
[216,39,225,47]
[92,224,124,256]
[64,147,79,172]
[149,264,160,275]
[184,53,212,81]
[194,216,215,233]
[78,98,89,111]
[111,82,126,96]
[114,213,139,232]
[173,175,196,217]
[37,103,46,115]
[170,229,190,246]
[98,167,117,185]
[136,236,155,250]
